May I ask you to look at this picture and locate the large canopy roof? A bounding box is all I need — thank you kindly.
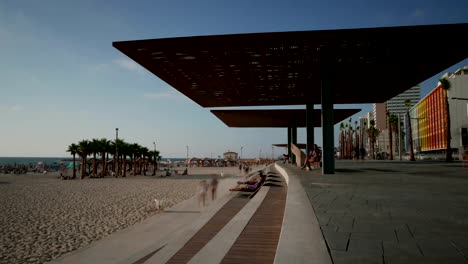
[273,143,307,149]
[113,23,468,107]
[211,109,360,127]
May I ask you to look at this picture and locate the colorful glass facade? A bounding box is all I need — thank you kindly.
[409,86,448,152]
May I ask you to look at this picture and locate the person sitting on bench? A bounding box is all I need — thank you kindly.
[229,172,266,192]
[301,144,321,170]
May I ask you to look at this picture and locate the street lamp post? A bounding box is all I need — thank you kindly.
[115,128,118,177]
[186,146,189,167]
[153,141,157,174]
[240,146,243,160]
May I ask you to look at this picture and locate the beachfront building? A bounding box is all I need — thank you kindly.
[223,151,238,161]
[409,66,468,159]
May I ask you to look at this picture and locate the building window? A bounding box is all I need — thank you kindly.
[463,128,468,147]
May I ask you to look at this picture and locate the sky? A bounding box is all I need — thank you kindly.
[1,0,467,159]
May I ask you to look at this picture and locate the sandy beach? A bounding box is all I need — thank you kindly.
[0,166,250,264]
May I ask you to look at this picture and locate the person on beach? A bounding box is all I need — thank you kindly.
[210,175,219,200]
[199,180,209,207]
[229,172,266,191]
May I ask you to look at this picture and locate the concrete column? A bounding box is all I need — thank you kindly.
[292,127,298,165]
[321,78,335,174]
[287,127,292,159]
[306,103,314,152]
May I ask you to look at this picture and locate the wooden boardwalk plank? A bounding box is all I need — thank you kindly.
[220,174,287,264]
[166,196,249,264]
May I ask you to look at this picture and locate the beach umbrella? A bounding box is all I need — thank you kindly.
[66,162,79,169]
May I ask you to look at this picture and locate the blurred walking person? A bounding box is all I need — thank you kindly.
[210,175,219,200]
[198,180,209,207]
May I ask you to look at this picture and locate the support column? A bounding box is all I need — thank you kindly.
[306,103,314,151]
[321,78,335,174]
[287,127,292,161]
[292,126,298,165]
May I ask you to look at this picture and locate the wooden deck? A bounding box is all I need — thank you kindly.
[166,196,249,264]
[221,182,287,264]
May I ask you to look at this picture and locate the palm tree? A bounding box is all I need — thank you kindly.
[77,140,90,179]
[386,111,393,160]
[119,141,129,177]
[339,123,345,159]
[90,138,99,177]
[148,150,160,176]
[130,143,140,176]
[355,126,360,159]
[108,140,116,176]
[97,138,110,177]
[440,78,453,162]
[367,120,380,159]
[140,147,149,175]
[66,143,79,179]
[114,139,126,176]
[348,118,353,159]
[405,99,415,161]
[389,114,399,159]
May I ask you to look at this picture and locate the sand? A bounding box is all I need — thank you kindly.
[0,166,249,264]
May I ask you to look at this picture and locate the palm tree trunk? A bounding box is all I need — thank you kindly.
[407,112,416,161]
[133,156,137,176]
[122,156,127,177]
[81,155,87,179]
[101,152,105,177]
[92,152,97,177]
[105,153,109,176]
[72,154,76,179]
[388,113,393,160]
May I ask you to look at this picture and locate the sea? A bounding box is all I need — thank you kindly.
[0,157,187,167]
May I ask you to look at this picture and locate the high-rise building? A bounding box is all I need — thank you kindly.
[387,85,421,115]
[372,85,421,156]
[409,66,468,159]
[373,85,421,130]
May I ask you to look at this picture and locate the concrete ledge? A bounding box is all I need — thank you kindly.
[274,163,332,264]
[187,186,270,264]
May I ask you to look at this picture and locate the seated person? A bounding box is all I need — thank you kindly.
[182,168,188,175]
[301,144,321,170]
[236,171,265,184]
[230,172,266,192]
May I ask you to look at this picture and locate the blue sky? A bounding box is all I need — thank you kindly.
[1,0,467,158]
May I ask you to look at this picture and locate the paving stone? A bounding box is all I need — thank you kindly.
[395,226,415,242]
[352,231,397,242]
[323,232,350,251]
[288,161,468,264]
[331,250,383,264]
[417,238,461,257]
[316,214,332,225]
[347,239,382,255]
[383,241,423,257]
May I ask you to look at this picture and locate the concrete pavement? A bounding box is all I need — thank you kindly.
[282,160,468,264]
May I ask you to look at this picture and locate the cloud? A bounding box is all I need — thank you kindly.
[113,59,144,73]
[88,63,110,73]
[143,92,182,101]
[410,8,425,19]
